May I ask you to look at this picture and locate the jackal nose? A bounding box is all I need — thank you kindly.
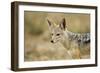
[51,40,54,43]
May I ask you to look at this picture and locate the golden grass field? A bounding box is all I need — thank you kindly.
[24,11,90,61]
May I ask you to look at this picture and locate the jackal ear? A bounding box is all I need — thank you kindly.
[47,19,53,27]
[47,19,55,31]
[60,18,66,30]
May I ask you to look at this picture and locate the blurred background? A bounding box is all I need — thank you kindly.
[24,11,90,61]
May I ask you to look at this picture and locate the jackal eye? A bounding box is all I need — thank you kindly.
[56,34,60,36]
[51,33,53,35]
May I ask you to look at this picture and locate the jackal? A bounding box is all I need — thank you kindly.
[47,18,90,59]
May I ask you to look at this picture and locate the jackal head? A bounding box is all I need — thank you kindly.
[47,18,67,43]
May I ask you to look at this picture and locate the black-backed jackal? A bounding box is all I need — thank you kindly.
[47,18,90,59]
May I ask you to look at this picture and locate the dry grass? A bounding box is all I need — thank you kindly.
[24,11,90,61]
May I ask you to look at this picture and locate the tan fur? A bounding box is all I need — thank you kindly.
[47,18,89,59]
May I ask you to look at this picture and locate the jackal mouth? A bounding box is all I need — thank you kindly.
[50,39,60,43]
